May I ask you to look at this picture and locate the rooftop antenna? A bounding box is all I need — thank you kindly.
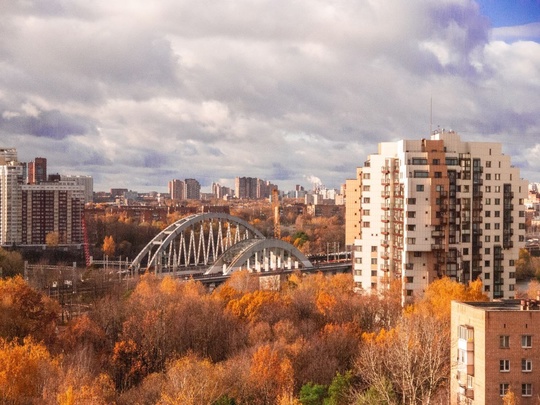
[430,95,433,135]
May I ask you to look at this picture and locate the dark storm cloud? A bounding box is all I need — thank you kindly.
[0,110,95,139]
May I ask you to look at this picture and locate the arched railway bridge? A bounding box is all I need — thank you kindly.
[130,212,314,276]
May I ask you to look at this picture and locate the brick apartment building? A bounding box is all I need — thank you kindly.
[451,300,540,404]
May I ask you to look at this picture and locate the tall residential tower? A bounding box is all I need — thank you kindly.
[346,131,527,301]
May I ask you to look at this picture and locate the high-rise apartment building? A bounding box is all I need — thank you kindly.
[27,157,47,184]
[61,175,93,203]
[184,178,201,200]
[21,181,85,244]
[451,300,540,404]
[0,149,24,245]
[346,131,527,300]
[168,179,184,200]
[235,177,276,199]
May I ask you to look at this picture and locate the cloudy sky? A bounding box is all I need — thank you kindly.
[1,0,539,193]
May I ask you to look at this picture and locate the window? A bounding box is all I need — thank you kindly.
[363,173,371,179]
[495,235,500,242]
[355,258,362,264]
[500,383,509,396]
[485,186,491,192]
[414,251,422,257]
[371,246,378,252]
[363,209,370,215]
[406,276,413,283]
[485,260,490,267]
[412,158,427,165]
[486,173,491,180]
[522,359,532,372]
[484,272,491,280]
[494,211,500,217]
[363,197,370,203]
[485,198,491,205]
[434,172,442,178]
[485,247,491,254]
[432,158,440,165]
[495,198,501,205]
[485,211,491,217]
[371,258,377,265]
[522,383,532,397]
[495,173,501,180]
[407,224,416,231]
[362,222,370,228]
[485,223,491,230]
[414,171,429,178]
[485,236,490,242]
[522,335,532,348]
[407,238,416,244]
[495,223,500,230]
[416,184,424,192]
[500,335,510,348]
[371,270,377,276]
[363,185,370,191]
[486,161,492,168]
[407,198,416,204]
[500,359,510,372]
[407,211,416,218]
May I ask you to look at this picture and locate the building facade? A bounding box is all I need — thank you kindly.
[21,181,85,244]
[451,300,540,404]
[61,175,93,203]
[346,131,527,300]
[0,149,24,245]
[27,157,47,184]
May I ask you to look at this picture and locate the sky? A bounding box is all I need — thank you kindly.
[1,0,539,193]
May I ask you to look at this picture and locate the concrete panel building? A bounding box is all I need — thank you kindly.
[345,130,527,301]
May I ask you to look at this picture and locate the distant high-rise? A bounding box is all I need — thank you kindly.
[346,130,527,301]
[235,177,276,199]
[61,175,93,203]
[169,179,185,200]
[0,148,24,245]
[184,178,201,200]
[27,157,47,184]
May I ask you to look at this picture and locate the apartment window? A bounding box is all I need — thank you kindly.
[485,247,491,254]
[412,158,427,165]
[414,171,429,178]
[500,383,509,396]
[522,359,532,372]
[522,383,532,397]
[363,185,370,191]
[371,270,377,276]
[407,198,416,204]
[500,359,510,372]
[485,210,491,217]
[434,172,442,178]
[355,245,362,252]
[495,223,500,230]
[494,211,500,217]
[363,209,370,215]
[485,260,491,267]
[484,272,491,280]
[485,198,491,205]
[485,236,490,242]
[363,173,371,179]
[371,258,377,265]
[522,335,532,348]
[495,235,500,242]
[500,335,510,348]
[416,184,424,192]
[495,185,501,192]
[371,246,378,252]
[363,197,370,203]
[486,161,492,168]
[495,198,501,205]
[432,158,440,165]
[407,211,416,218]
[362,222,370,228]
[486,173,491,180]
[485,223,491,230]
[414,251,422,257]
[355,258,362,264]
[407,238,416,244]
[495,173,501,180]
[354,270,362,276]
[509,260,515,266]
[407,224,416,231]
[509,272,516,279]
[406,276,413,283]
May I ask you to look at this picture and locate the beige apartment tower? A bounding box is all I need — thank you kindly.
[451,300,540,404]
[346,130,527,300]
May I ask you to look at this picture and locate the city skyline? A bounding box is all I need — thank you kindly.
[1,1,539,192]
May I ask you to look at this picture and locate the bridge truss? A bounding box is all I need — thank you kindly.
[130,212,313,275]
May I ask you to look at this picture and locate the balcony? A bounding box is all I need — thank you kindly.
[381,252,390,260]
[381,227,390,235]
[381,239,389,248]
[381,203,390,210]
[432,244,444,250]
[381,215,390,223]
[381,166,390,174]
[381,191,390,198]
[381,178,391,186]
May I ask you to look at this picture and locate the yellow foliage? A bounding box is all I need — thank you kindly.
[0,337,60,403]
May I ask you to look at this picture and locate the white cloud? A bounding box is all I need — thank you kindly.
[0,0,539,192]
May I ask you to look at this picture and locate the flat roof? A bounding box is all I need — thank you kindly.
[457,300,540,311]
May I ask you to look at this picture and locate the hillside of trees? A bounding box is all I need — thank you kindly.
[0,271,489,404]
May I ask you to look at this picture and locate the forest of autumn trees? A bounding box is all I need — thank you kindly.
[0,269,491,405]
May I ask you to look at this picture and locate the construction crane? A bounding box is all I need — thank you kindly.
[272,188,281,239]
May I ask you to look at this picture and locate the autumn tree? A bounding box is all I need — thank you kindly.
[45,231,60,247]
[0,276,59,343]
[0,248,24,278]
[102,235,116,257]
[0,337,60,403]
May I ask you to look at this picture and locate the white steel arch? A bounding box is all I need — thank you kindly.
[130,213,265,273]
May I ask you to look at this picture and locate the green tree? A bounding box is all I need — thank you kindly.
[299,382,327,405]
